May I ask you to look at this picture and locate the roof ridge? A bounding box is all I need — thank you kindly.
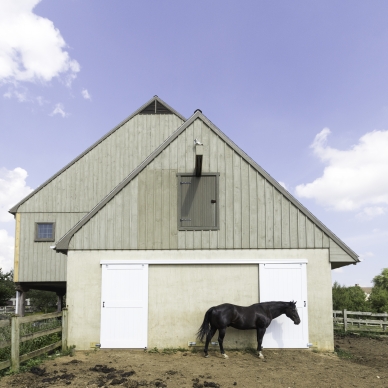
[9,96,186,214]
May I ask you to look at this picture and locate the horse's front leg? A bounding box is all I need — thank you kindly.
[256,327,266,359]
[204,326,217,358]
[218,327,228,359]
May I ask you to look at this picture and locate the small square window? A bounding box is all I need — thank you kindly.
[35,222,55,242]
[177,173,219,231]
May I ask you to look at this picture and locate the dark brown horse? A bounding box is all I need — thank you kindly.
[197,301,300,358]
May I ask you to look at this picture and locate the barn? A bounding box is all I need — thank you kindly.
[10,96,358,352]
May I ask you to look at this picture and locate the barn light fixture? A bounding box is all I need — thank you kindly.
[195,141,203,177]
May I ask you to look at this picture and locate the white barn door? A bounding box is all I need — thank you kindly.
[100,264,148,348]
[259,263,308,348]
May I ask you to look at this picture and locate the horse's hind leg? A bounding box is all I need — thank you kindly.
[256,327,266,359]
[218,327,228,359]
[204,326,217,358]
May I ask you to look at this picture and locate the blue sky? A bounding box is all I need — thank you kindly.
[1,0,388,286]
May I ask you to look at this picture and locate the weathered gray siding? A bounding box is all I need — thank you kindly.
[18,115,183,213]
[69,118,337,254]
[16,113,183,282]
[18,212,86,282]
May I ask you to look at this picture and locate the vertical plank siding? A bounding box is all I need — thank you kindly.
[18,213,86,282]
[16,114,183,281]
[18,115,184,213]
[69,119,331,252]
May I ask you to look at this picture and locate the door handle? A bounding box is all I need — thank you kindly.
[103,302,105,308]
[304,301,306,307]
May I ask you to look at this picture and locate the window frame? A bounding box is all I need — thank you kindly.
[34,222,56,242]
[177,173,220,231]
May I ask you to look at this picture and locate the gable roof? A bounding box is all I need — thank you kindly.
[9,96,186,215]
[55,110,359,262]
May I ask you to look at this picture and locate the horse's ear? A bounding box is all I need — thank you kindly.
[291,301,297,306]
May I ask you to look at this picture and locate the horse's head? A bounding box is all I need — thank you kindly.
[285,301,301,325]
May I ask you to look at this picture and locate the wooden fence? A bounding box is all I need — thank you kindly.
[0,308,68,372]
[333,310,387,332]
[0,306,34,315]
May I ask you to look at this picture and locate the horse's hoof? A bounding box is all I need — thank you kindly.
[204,354,209,358]
[222,354,229,359]
[258,352,264,359]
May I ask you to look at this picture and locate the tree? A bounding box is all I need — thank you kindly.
[27,289,58,313]
[369,287,388,313]
[372,268,388,290]
[332,282,370,311]
[369,268,388,313]
[0,269,14,306]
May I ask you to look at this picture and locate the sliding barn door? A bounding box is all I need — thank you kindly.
[259,263,308,348]
[100,264,148,348]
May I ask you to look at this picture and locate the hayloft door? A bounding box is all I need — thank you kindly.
[100,264,148,348]
[259,263,308,348]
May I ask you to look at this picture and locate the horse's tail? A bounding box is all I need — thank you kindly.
[196,307,214,342]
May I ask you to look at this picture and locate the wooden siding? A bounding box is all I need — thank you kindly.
[18,115,183,213]
[18,213,86,282]
[68,119,339,254]
[329,240,353,262]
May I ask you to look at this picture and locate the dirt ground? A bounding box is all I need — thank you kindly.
[1,334,387,388]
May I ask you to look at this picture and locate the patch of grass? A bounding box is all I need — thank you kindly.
[0,345,76,377]
[335,348,353,359]
[334,324,388,337]
[334,328,387,340]
[162,347,188,355]
[61,345,76,357]
[148,347,159,354]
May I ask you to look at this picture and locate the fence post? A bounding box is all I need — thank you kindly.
[383,313,387,332]
[11,315,20,372]
[343,309,347,332]
[62,308,68,352]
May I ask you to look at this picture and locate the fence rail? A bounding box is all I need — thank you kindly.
[333,309,388,332]
[0,309,68,372]
[0,306,34,315]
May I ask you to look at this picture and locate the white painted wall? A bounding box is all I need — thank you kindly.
[66,249,332,351]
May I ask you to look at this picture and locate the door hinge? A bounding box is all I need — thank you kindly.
[180,182,191,184]
[180,219,191,222]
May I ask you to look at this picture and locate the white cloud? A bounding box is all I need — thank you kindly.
[81,89,91,100]
[295,129,388,213]
[0,167,33,222]
[357,252,374,262]
[278,181,288,190]
[50,103,67,118]
[356,206,387,220]
[0,229,14,273]
[36,95,47,106]
[3,85,29,102]
[0,0,80,84]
